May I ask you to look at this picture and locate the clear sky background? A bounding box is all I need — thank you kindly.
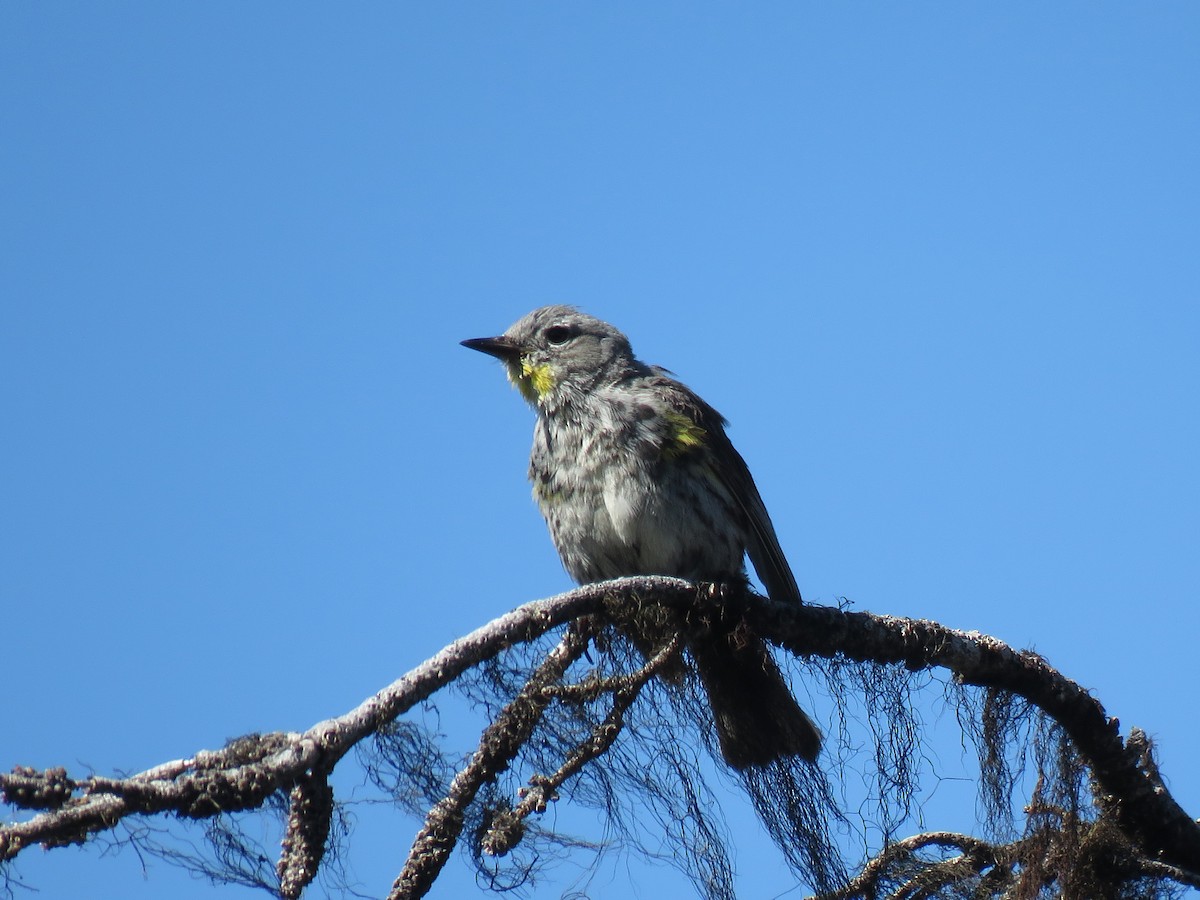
[3,5,1198,900]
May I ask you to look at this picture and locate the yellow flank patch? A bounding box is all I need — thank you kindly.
[533,481,563,504]
[663,411,706,458]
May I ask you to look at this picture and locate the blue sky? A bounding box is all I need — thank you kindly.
[3,4,1198,899]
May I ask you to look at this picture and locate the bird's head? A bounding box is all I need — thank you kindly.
[462,305,636,408]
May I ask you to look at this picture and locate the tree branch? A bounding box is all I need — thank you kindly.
[482,633,685,857]
[2,578,679,865]
[3,576,1197,895]
[739,597,1200,874]
[388,622,593,900]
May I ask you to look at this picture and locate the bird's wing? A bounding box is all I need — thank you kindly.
[648,374,804,606]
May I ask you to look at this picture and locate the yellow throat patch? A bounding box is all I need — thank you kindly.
[509,358,556,402]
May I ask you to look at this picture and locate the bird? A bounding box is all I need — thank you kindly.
[461,305,820,768]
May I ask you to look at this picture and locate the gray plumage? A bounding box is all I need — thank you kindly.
[462,305,820,768]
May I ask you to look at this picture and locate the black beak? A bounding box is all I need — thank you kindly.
[461,335,521,362]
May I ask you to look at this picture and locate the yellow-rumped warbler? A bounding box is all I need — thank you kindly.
[462,306,820,768]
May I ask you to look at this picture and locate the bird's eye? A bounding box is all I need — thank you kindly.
[544,325,572,345]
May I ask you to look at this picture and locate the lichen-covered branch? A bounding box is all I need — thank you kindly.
[809,824,1200,900]
[2,578,670,867]
[388,623,593,900]
[482,633,684,857]
[276,773,334,900]
[737,597,1200,875]
[3,576,1197,897]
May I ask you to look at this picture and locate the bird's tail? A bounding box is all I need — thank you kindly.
[690,632,821,769]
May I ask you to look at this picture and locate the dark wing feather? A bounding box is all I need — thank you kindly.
[648,373,803,606]
[719,441,804,606]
